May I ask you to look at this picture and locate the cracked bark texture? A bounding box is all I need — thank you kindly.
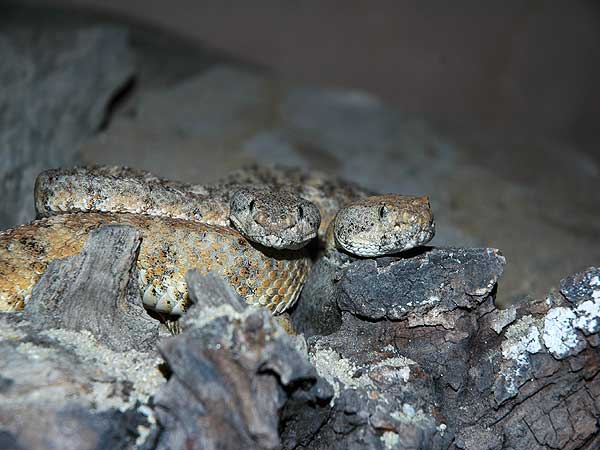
[1,228,598,449]
[291,248,600,450]
[151,270,333,450]
[24,225,159,352]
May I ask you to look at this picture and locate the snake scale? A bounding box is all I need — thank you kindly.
[0,166,435,316]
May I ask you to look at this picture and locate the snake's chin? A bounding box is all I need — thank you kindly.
[253,232,317,250]
[264,232,317,250]
[337,227,435,257]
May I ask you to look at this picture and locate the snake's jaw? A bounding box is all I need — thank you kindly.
[229,188,320,250]
[333,195,435,257]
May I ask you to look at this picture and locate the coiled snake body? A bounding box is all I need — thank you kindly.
[0,212,309,314]
[0,166,435,316]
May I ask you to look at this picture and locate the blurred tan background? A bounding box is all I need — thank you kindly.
[46,0,600,153]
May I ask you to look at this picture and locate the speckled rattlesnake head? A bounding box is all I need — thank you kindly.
[333,195,435,257]
[229,188,321,250]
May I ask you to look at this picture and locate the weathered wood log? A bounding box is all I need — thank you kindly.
[288,248,600,450]
[24,224,159,352]
[151,270,333,450]
[3,227,598,450]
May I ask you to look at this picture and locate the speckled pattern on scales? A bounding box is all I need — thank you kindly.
[0,212,310,315]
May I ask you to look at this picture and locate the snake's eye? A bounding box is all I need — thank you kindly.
[248,199,255,212]
[378,205,387,220]
[298,206,304,219]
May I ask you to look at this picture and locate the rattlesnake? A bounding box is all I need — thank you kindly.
[0,166,435,315]
[35,166,322,250]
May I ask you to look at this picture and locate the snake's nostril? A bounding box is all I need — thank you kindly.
[255,212,269,226]
[286,216,297,228]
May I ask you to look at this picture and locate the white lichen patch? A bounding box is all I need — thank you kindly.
[574,296,600,335]
[573,275,600,334]
[402,403,415,417]
[543,273,600,352]
[421,295,440,306]
[499,315,542,397]
[309,346,372,400]
[371,356,415,383]
[501,315,542,364]
[381,431,400,449]
[43,328,165,410]
[542,307,585,359]
[407,305,455,329]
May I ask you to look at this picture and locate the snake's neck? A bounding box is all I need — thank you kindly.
[323,220,338,255]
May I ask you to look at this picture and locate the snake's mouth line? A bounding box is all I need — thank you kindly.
[229,214,317,250]
[261,231,318,250]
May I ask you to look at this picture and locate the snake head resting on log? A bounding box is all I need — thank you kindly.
[332,195,435,257]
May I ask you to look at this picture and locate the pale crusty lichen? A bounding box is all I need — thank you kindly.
[43,328,165,410]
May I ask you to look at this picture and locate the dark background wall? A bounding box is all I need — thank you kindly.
[48,0,600,154]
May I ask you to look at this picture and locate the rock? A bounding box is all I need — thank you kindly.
[1,405,145,450]
[0,26,134,229]
[288,247,505,449]
[560,266,600,305]
[293,247,505,337]
[152,272,333,450]
[25,225,159,352]
[337,247,505,321]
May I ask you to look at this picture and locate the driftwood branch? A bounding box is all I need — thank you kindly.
[0,225,163,450]
[151,270,332,450]
[25,224,159,352]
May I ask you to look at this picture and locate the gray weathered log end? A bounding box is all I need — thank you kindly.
[154,272,333,450]
[186,269,248,312]
[25,224,159,352]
